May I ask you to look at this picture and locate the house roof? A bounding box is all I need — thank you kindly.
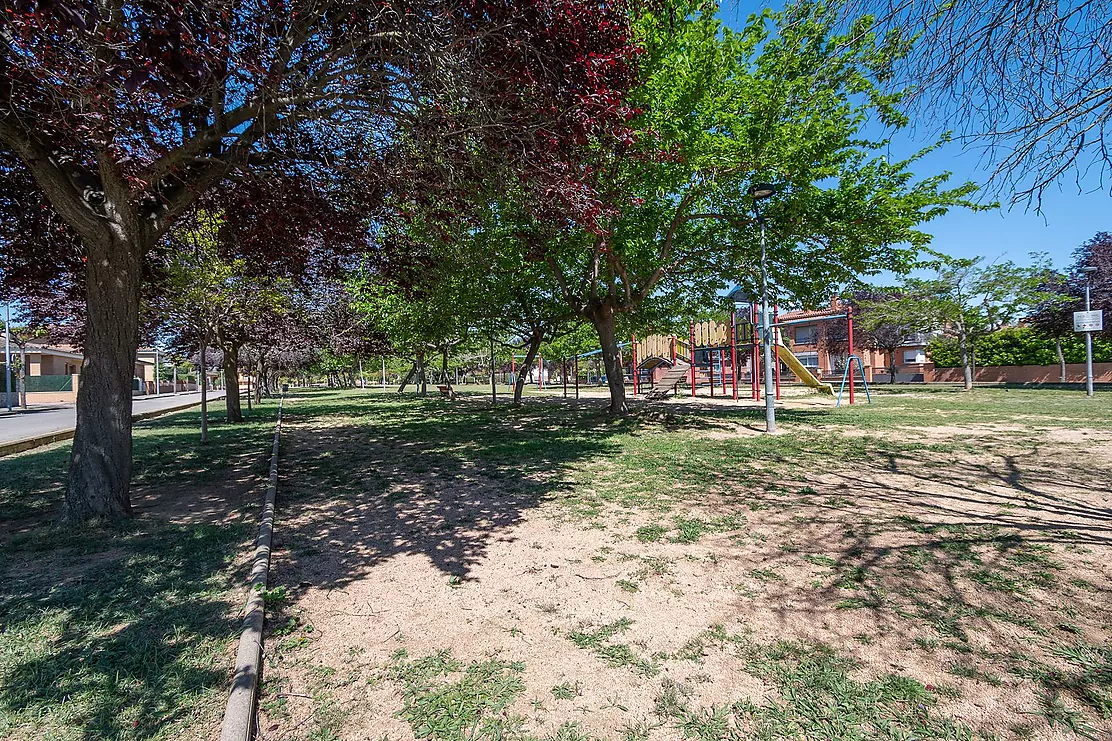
[26,344,84,360]
[778,307,844,322]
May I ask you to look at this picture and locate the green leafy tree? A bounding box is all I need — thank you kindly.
[870,257,1056,389]
[535,0,979,413]
[156,213,287,438]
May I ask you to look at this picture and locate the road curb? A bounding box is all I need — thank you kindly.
[0,394,226,458]
[220,396,284,741]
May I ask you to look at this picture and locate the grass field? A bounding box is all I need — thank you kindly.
[0,401,279,741]
[2,388,1108,740]
[255,387,1111,741]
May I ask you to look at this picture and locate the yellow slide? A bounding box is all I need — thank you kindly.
[767,343,834,395]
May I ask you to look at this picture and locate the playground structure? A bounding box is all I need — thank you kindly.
[502,301,870,405]
[629,303,837,402]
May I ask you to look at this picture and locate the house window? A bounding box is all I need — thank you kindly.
[795,352,819,369]
[903,350,926,365]
[794,326,818,345]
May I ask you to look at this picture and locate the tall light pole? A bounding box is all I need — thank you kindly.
[1082,266,1098,397]
[748,183,779,433]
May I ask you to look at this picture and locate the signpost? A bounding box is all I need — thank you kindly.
[1076,267,1102,397]
[1073,310,1103,332]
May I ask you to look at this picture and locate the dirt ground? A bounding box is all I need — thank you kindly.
[257,391,1111,741]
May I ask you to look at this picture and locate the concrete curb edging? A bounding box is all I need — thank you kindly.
[220,395,284,741]
[0,393,227,458]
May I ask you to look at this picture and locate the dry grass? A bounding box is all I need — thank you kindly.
[258,387,1111,741]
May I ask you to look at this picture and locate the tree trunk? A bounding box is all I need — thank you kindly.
[514,331,544,405]
[590,306,628,414]
[440,349,456,395]
[200,337,209,444]
[416,353,427,396]
[397,363,416,392]
[63,231,144,524]
[223,347,243,422]
[888,350,897,384]
[1055,336,1066,382]
[958,331,973,391]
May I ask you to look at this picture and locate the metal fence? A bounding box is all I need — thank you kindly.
[25,374,74,392]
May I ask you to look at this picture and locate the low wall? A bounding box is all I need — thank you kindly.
[928,362,1112,384]
[25,390,78,404]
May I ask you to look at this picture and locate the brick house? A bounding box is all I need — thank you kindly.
[778,299,933,383]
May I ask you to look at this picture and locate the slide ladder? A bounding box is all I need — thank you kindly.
[643,361,692,400]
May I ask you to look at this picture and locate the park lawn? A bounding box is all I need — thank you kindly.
[0,400,280,741]
[258,387,1111,741]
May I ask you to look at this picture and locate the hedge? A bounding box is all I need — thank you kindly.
[928,327,1112,367]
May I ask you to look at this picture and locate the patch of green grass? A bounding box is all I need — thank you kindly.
[634,524,667,543]
[655,629,977,740]
[803,553,838,568]
[550,681,582,701]
[0,401,279,740]
[616,579,640,593]
[566,619,660,677]
[389,649,528,740]
[749,567,784,583]
[668,514,745,544]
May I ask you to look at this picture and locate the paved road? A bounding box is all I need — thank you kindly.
[0,391,226,445]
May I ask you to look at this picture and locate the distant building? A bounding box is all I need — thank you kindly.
[778,299,933,383]
[18,344,196,403]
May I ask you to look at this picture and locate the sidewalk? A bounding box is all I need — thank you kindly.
[0,391,227,455]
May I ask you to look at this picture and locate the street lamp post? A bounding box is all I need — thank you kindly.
[1082,266,1097,397]
[748,183,779,433]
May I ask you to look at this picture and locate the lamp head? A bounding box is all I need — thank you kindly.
[748,183,778,200]
[1080,266,1098,274]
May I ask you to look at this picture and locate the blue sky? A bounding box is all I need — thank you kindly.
[719,1,1109,273]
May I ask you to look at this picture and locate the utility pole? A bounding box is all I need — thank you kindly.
[759,220,776,432]
[747,182,779,433]
[1081,266,1098,397]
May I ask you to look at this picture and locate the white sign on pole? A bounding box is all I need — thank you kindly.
[1074,309,1104,332]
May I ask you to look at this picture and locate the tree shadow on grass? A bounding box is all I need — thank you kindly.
[271,391,643,592]
[743,447,1112,729]
[0,403,281,740]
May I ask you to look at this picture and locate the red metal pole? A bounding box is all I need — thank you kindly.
[689,322,696,397]
[751,304,759,400]
[773,303,781,400]
[847,305,855,405]
[709,341,715,397]
[720,348,727,395]
[731,311,738,401]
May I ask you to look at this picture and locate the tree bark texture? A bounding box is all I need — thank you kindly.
[63,231,143,523]
[200,338,209,444]
[223,348,243,422]
[513,332,544,405]
[958,331,973,391]
[1056,336,1066,382]
[591,307,628,414]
